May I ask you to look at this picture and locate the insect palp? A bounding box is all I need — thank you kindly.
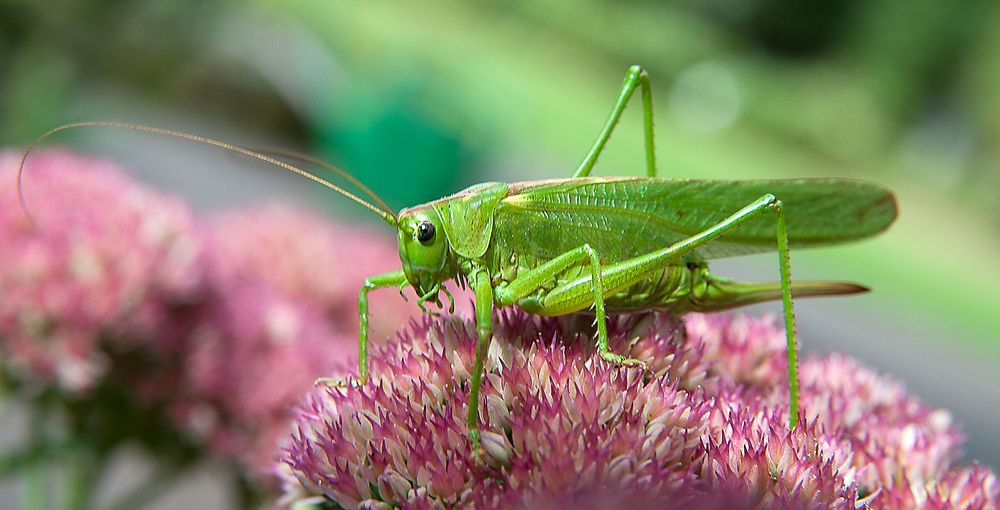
[440,285,456,313]
[416,283,443,316]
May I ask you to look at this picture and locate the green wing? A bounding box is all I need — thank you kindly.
[493,177,897,262]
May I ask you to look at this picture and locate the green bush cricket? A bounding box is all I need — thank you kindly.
[19,65,897,455]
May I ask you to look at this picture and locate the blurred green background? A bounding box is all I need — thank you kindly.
[1,0,997,480]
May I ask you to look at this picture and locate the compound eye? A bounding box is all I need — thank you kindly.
[416,221,436,244]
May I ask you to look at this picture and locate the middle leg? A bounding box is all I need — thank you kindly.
[495,244,644,368]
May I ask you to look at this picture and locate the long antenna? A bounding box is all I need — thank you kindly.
[247,146,394,218]
[17,121,398,226]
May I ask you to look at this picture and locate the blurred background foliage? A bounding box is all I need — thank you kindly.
[1,0,997,470]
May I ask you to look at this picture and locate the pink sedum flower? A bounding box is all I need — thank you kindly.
[0,150,416,490]
[176,277,352,477]
[878,465,999,510]
[0,149,204,393]
[176,205,416,480]
[795,354,963,497]
[288,312,710,509]
[206,205,415,341]
[285,312,999,510]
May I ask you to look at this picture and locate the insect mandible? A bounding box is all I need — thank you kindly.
[19,65,898,454]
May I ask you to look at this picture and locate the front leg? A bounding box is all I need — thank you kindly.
[467,269,494,452]
[320,270,408,388]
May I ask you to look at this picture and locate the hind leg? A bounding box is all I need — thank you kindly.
[573,65,657,178]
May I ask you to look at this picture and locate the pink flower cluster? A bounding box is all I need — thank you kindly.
[175,205,411,477]
[0,149,204,393]
[0,149,410,484]
[285,312,998,510]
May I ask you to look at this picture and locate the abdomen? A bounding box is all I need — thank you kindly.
[603,264,693,313]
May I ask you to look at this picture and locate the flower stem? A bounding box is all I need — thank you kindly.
[20,406,50,510]
[0,430,86,480]
[63,449,97,510]
[0,443,48,479]
[20,458,48,510]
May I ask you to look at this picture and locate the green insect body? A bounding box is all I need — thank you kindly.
[400,176,892,317]
[381,171,894,449]
[357,66,896,452]
[19,65,898,458]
